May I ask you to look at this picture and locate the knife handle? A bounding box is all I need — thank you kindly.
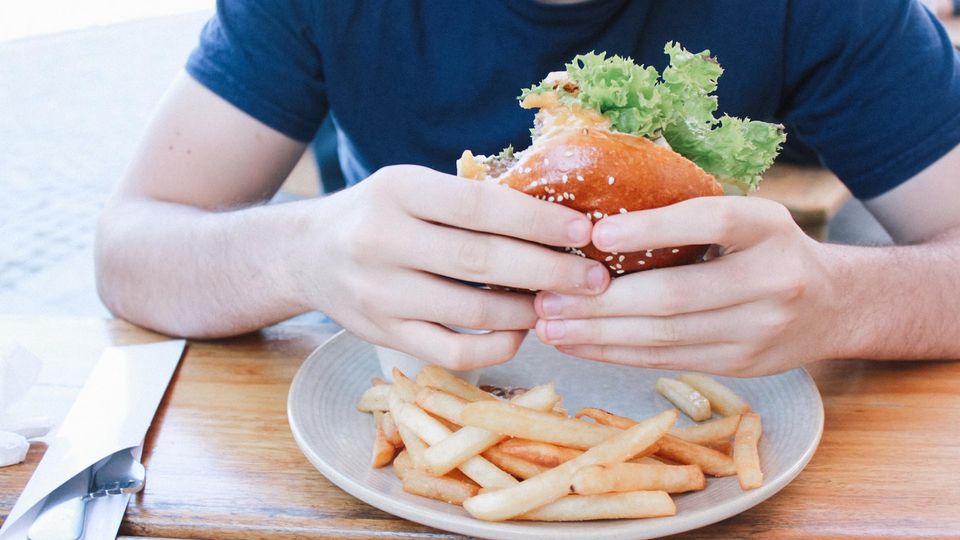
[27,468,90,540]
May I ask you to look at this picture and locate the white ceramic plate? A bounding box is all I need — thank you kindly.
[288,331,823,540]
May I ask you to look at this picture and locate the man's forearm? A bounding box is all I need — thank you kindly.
[95,198,321,338]
[826,225,960,360]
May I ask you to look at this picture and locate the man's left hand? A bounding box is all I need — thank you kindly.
[533,196,845,377]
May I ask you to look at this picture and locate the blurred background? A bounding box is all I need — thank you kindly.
[0,2,956,320]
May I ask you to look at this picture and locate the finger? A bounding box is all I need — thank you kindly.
[534,305,758,347]
[393,320,526,371]
[592,196,789,253]
[394,166,593,247]
[536,253,767,318]
[392,221,609,295]
[555,343,747,375]
[383,271,537,330]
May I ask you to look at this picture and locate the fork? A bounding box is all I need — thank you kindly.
[83,447,145,501]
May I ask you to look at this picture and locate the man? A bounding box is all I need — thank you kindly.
[95,1,960,376]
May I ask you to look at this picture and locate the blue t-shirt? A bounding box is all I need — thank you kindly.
[186,0,960,200]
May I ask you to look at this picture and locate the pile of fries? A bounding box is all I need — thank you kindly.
[356,365,763,522]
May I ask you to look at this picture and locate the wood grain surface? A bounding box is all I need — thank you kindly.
[2,317,959,539]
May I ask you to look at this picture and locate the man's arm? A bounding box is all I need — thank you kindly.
[96,73,311,338]
[531,143,960,375]
[97,74,610,368]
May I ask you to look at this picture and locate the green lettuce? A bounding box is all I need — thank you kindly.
[518,42,786,191]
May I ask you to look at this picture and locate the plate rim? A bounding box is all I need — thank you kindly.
[288,330,824,540]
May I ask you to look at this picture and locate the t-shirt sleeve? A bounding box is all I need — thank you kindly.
[781,0,960,199]
[186,0,327,142]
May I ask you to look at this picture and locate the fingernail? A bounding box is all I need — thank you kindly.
[587,265,606,291]
[595,223,618,250]
[544,320,566,340]
[540,293,562,317]
[567,220,590,244]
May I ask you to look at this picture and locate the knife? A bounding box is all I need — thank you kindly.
[26,466,91,540]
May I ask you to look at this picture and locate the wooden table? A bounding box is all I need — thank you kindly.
[2,317,959,538]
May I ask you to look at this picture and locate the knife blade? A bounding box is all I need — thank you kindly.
[27,466,91,540]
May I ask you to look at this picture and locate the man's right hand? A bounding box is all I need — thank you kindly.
[97,74,608,370]
[297,164,608,369]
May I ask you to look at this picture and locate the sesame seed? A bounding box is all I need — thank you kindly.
[608,176,615,185]
[569,193,575,200]
[671,248,679,253]
[612,251,619,255]
[619,208,627,214]
[615,263,622,269]
[604,255,613,261]
[586,212,592,220]
[548,196,555,202]
[618,255,625,262]
[645,251,653,257]
[639,260,646,265]
[561,174,568,182]
[616,269,625,274]
[609,265,617,270]
[592,210,603,219]
[576,174,585,182]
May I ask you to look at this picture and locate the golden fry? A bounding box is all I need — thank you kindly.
[571,463,705,494]
[669,414,742,444]
[656,377,711,421]
[516,491,676,521]
[394,451,479,505]
[461,401,620,450]
[734,412,764,490]
[357,384,392,412]
[677,373,751,417]
[416,365,494,403]
[656,434,736,477]
[482,447,549,480]
[497,438,582,468]
[371,411,397,468]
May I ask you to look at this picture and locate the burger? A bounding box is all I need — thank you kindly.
[457,42,786,275]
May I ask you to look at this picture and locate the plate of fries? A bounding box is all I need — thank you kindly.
[288,331,823,539]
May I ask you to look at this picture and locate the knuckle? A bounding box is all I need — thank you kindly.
[456,236,493,276]
[652,318,683,345]
[342,214,381,264]
[459,297,492,329]
[453,179,487,225]
[652,277,687,316]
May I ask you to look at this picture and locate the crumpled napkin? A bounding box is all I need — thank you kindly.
[0,344,53,467]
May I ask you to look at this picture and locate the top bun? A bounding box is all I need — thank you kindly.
[458,112,722,275]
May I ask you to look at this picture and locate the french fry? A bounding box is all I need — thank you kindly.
[734,412,763,490]
[394,402,518,489]
[381,411,403,448]
[571,463,705,494]
[656,434,736,477]
[416,365,495,403]
[357,384,392,412]
[422,383,560,476]
[481,447,549,480]
[704,440,733,455]
[396,421,429,470]
[515,491,676,521]
[575,407,638,430]
[461,409,678,522]
[394,451,479,505]
[497,439,582,468]
[669,414,742,444]
[371,411,397,467]
[416,386,470,425]
[391,368,421,402]
[656,377,711,421]
[677,373,751,417]
[461,401,620,450]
